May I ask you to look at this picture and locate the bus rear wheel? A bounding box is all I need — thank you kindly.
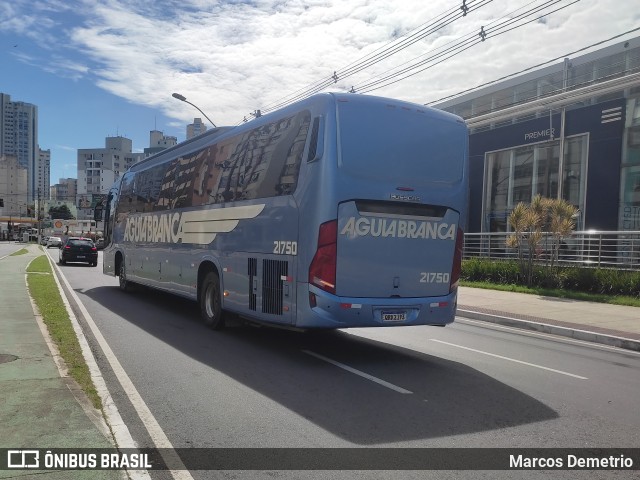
[200,272,225,330]
[119,260,134,292]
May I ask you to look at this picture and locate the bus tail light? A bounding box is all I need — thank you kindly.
[309,219,337,295]
[450,228,464,292]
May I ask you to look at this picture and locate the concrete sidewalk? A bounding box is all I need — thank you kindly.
[0,243,122,479]
[458,286,640,351]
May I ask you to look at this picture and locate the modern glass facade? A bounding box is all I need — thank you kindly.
[483,135,588,232]
[620,97,640,232]
[435,36,640,234]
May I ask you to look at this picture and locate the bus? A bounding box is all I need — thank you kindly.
[102,93,468,330]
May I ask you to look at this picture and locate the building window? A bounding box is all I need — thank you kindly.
[619,98,640,233]
[483,135,587,232]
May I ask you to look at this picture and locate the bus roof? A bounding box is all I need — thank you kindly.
[127,92,464,175]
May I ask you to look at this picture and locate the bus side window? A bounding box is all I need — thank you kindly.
[117,172,136,216]
[307,116,324,163]
[103,192,113,246]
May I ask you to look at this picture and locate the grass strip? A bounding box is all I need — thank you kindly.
[460,280,640,308]
[26,255,102,410]
[10,248,28,256]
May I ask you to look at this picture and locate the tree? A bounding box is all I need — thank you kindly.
[506,195,578,285]
[49,205,75,220]
[506,199,543,286]
[547,199,578,270]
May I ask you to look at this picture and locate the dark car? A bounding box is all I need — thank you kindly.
[59,237,98,266]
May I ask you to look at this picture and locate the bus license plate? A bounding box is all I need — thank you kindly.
[382,312,406,322]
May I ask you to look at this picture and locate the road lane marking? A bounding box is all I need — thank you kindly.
[430,339,588,380]
[48,250,193,480]
[302,350,413,394]
[456,318,640,357]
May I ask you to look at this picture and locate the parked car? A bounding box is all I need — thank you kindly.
[46,236,63,248]
[58,237,98,266]
[40,236,49,246]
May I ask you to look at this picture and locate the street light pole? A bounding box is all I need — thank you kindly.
[171,93,217,128]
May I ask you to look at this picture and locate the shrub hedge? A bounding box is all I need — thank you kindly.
[461,258,640,298]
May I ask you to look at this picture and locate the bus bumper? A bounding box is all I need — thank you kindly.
[298,284,458,329]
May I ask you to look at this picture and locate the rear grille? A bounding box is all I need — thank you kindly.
[248,258,257,311]
[262,259,287,315]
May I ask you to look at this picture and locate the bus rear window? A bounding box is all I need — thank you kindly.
[337,102,466,185]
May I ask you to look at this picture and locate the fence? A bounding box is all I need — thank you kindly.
[464,231,640,271]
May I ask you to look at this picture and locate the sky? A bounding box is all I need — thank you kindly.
[1,0,639,184]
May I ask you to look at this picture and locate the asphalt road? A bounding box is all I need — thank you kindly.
[45,249,640,480]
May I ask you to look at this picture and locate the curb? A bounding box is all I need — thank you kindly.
[457,308,640,353]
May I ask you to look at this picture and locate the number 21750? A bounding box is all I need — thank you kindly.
[273,241,297,255]
[420,272,450,283]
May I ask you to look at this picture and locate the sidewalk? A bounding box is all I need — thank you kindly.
[458,286,640,352]
[0,243,122,479]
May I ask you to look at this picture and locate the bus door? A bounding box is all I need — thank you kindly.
[336,200,459,299]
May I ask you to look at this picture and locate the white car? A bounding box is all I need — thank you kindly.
[46,236,63,248]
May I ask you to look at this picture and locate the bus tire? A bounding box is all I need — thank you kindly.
[119,260,134,292]
[200,272,225,330]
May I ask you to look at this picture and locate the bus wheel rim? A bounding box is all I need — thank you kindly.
[206,284,217,319]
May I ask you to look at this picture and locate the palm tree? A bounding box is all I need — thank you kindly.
[506,195,577,285]
[548,199,578,269]
[506,200,542,285]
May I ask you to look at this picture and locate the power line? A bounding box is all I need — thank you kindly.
[354,0,580,94]
[254,0,494,117]
[252,0,584,118]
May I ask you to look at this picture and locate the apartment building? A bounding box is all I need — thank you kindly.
[187,117,207,140]
[76,136,143,219]
[0,92,41,203]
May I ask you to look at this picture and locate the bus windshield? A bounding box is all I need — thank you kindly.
[337,101,466,185]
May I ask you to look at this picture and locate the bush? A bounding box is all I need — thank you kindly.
[462,259,640,298]
[461,258,520,284]
[562,267,596,293]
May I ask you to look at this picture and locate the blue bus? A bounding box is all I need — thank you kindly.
[102,93,468,330]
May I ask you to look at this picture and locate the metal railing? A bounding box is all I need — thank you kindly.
[464,231,640,271]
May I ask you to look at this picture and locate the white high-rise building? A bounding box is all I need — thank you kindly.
[38,148,50,200]
[145,130,177,156]
[0,154,28,216]
[76,136,141,219]
[0,92,39,202]
[50,178,77,203]
[187,118,207,139]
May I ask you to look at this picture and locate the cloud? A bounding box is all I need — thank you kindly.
[54,144,79,152]
[6,0,640,126]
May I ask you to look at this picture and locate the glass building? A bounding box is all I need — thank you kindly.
[434,36,640,236]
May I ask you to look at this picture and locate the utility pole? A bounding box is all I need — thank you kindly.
[37,188,41,243]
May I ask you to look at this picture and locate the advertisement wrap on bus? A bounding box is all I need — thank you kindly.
[102,92,469,330]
